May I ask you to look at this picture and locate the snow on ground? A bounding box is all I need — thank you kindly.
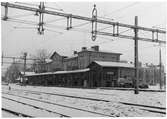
[3,93,104,117]
[5,84,165,107]
[2,97,60,117]
[2,84,166,117]
[147,84,166,90]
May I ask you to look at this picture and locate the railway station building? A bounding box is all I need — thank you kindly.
[22,46,136,87]
[45,45,122,71]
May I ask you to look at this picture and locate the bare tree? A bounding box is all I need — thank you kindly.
[31,49,50,73]
[5,63,23,83]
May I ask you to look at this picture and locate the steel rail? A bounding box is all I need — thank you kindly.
[2,96,70,117]
[2,92,113,117]
[8,88,166,110]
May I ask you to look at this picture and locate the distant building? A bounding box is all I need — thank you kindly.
[139,64,165,85]
[46,45,122,71]
[46,52,65,72]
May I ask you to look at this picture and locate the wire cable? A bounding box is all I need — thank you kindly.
[4,17,38,26]
[45,5,64,12]
[98,26,113,31]
[44,28,63,34]
[98,2,140,22]
[119,28,132,34]
[73,21,90,28]
[15,2,39,7]
[13,26,37,29]
[45,17,65,23]
[45,2,65,12]
[9,13,35,19]
[104,2,140,17]
[97,16,114,21]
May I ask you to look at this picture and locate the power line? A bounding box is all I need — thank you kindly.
[1,2,165,34]
[9,13,34,19]
[73,21,90,28]
[3,17,38,26]
[44,28,63,34]
[1,2,166,43]
[119,28,132,34]
[97,16,114,21]
[2,15,165,44]
[15,2,39,7]
[98,2,140,21]
[45,23,91,33]
[98,26,112,31]
[45,17,65,23]
[13,26,37,29]
[45,5,64,12]
[45,2,65,12]
[104,2,140,17]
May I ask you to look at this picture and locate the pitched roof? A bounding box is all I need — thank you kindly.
[94,61,134,68]
[50,51,62,59]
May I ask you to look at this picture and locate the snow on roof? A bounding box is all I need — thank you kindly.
[94,61,134,68]
[25,68,90,77]
[20,72,36,75]
[45,59,52,63]
[64,55,78,60]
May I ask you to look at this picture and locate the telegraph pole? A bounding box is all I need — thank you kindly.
[159,47,162,90]
[23,52,27,85]
[134,16,139,94]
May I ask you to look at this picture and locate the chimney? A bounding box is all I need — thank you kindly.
[73,51,78,55]
[91,45,99,51]
[82,47,87,51]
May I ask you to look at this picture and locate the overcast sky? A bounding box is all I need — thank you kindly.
[1,1,166,72]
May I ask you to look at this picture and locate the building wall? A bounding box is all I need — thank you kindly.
[47,52,64,71]
[63,57,78,70]
[119,68,134,79]
[78,51,121,69]
[47,47,121,72]
[47,61,63,71]
[78,51,89,69]
[102,67,119,87]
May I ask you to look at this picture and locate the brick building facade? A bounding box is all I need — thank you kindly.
[46,45,122,71]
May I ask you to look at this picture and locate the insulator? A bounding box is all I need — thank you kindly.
[91,4,97,41]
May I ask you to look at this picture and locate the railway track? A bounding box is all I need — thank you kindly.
[2,108,33,117]
[8,88,166,111]
[2,96,70,117]
[2,92,112,117]
[2,97,63,117]
[3,88,166,115]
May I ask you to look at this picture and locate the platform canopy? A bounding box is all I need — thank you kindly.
[21,68,90,77]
